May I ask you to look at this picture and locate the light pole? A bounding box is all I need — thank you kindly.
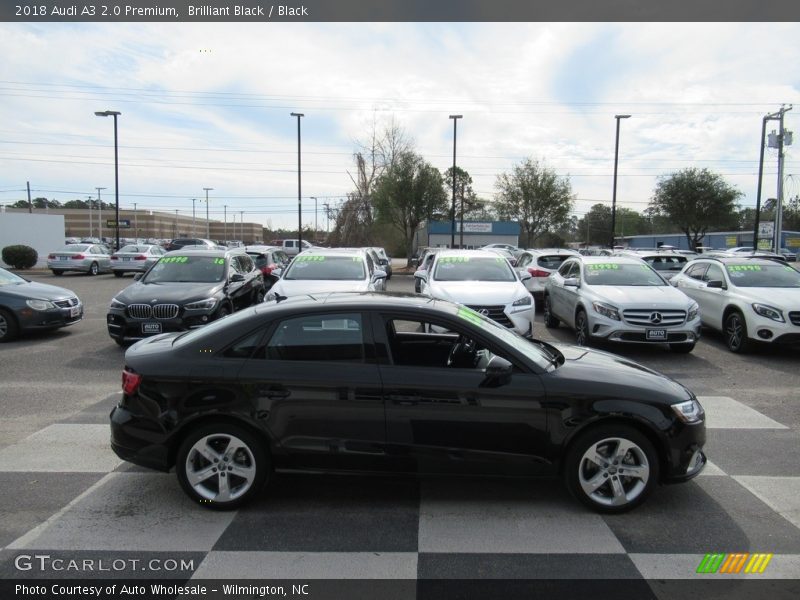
[87,196,93,239]
[291,112,304,245]
[191,198,196,237]
[96,187,106,241]
[224,204,228,242]
[133,202,138,240]
[310,196,318,241]
[322,202,330,235]
[240,211,244,242]
[203,187,213,239]
[610,114,631,248]
[94,110,121,250]
[449,115,462,248]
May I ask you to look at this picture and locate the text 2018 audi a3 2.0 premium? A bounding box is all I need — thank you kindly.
[110,292,706,513]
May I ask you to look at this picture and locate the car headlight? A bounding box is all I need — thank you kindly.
[671,398,704,424]
[26,299,56,311]
[592,301,620,321]
[687,302,700,321]
[109,298,126,310]
[184,298,217,310]
[752,303,784,322]
[511,295,532,311]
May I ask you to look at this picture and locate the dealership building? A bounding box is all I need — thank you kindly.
[415,221,520,251]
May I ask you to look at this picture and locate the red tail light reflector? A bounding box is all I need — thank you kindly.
[122,369,142,395]
[48,254,56,259]
[134,255,147,260]
[528,268,551,278]
[71,254,85,260]
[111,256,119,260]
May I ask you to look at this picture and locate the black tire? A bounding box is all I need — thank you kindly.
[0,308,20,343]
[176,423,268,510]
[575,309,592,346]
[543,295,559,328]
[88,262,99,276]
[113,271,124,278]
[52,270,64,276]
[669,342,695,354]
[113,338,128,347]
[564,424,659,514]
[724,311,750,353]
[215,304,231,321]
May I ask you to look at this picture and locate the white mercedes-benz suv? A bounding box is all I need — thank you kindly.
[416,249,535,337]
[544,255,701,353]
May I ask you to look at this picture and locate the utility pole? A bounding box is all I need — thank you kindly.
[26,181,32,213]
[87,196,93,239]
[240,211,244,242]
[754,105,793,252]
[203,187,213,239]
[96,187,106,242]
[449,115,462,248]
[611,114,631,248]
[322,202,330,235]
[134,203,138,240]
[192,199,196,237]
[224,205,228,242]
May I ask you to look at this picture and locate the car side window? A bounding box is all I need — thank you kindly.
[264,313,365,363]
[557,261,573,277]
[365,253,375,274]
[384,317,489,370]
[703,264,724,283]
[566,261,581,279]
[685,263,708,281]
[238,254,254,273]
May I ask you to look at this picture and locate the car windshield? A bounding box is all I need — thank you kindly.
[583,263,666,286]
[434,257,516,282]
[144,255,226,283]
[641,255,688,272]
[0,268,26,285]
[283,255,366,280]
[726,264,800,288]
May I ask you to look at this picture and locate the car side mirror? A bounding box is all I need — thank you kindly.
[372,269,387,283]
[481,356,513,388]
[564,277,580,287]
[414,270,428,282]
[133,273,143,281]
[706,279,725,289]
[230,273,245,283]
[519,271,532,282]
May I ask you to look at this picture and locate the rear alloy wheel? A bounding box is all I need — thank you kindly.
[669,342,695,354]
[88,262,99,276]
[52,270,64,276]
[724,311,750,353]
[176,424,268,510]
[575,310,591,346]
[565,425,659,513]
[113,271,124,278]
[543,295,559,328]
[0,309,20,343]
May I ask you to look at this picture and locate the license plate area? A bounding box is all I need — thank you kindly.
[69,306,81,318]
[646,329,667,341]
[142,322,162,334]
[122,257,130,261]
[59,256,68,261]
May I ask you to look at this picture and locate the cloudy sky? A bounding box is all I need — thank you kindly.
[0,21,798,231]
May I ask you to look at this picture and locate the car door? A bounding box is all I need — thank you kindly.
[515,252,533,292]
[372,311,550,476]
[235,311,386,471]
[673,262,709,320]
[697,263,728,329]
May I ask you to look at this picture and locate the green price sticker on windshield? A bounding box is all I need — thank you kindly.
[296,255,325,262]
[587,263,619,270]
[213,258,225,265]
[456,306,484,326]
[727,265,762,272]
[161,256,189,264]
[440,256,470,263]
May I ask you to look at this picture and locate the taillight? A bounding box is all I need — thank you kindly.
[261,266,272,275]
[134,255,147,261]
[71,254,85,259]
[48,254,56,259]
[122,369,142,395]
[111,256,119,260]
[528,268,550,278]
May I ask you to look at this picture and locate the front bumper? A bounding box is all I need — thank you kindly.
[46,259,91,272]
[18,303,83,331]
[589,312,702,345]
[107,307,214,342]
[663,421,707,483]
[745,311,800,345]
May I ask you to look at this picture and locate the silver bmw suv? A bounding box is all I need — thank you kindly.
[543,256,701,353]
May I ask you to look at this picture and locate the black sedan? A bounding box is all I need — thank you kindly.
[110,292,706,513]
[0,267,83,342]
[106,248,265,346]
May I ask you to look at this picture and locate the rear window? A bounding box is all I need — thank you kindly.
[641,255,687,272]
[57,244,90,252]
[537,255,571,270]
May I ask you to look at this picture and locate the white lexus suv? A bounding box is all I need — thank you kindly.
[417,249,535,337]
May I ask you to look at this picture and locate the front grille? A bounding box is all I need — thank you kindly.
[789,311,800,326]
[127,304,179,320]
[53,297,79,308]
[622,308,686,326]
[466,305,514,328]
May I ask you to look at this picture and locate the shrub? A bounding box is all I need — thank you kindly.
[2,245,38,269]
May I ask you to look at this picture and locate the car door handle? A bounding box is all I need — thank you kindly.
[387,393,421,405]
[259,387,290,399]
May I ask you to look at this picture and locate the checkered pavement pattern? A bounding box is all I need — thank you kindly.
[1,392,799,590]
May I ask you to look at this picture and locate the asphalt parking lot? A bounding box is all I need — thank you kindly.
[0,269,799,596]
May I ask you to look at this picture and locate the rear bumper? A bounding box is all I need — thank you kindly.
[110,405,171,472]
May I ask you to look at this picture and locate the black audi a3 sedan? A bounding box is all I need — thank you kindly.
[107,248,265,346]
[110,292,706,513]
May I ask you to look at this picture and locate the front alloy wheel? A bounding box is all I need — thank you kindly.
[176,424,268,509]
[565,425,658,513]
[724,311,750,353]
[575,310,591,346]
[88,261,99,276]
[543,295,559,328]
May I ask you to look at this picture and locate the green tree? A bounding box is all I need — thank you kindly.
[10,197,61,209]
[494,158,574,247]
[648,168,742,250]
[373,151,448,266]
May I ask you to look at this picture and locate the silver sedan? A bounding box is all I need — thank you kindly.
[46,244,112,276]
[111,244,166,277]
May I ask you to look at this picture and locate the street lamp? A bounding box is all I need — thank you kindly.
[203,187,213,239]
[96,187,106,241]
[87,196,93,239]
[291,112,304,246]
[610,114,631,249]
[310,196,318,241]
[94,110,121,250]
[449,115,462,248]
